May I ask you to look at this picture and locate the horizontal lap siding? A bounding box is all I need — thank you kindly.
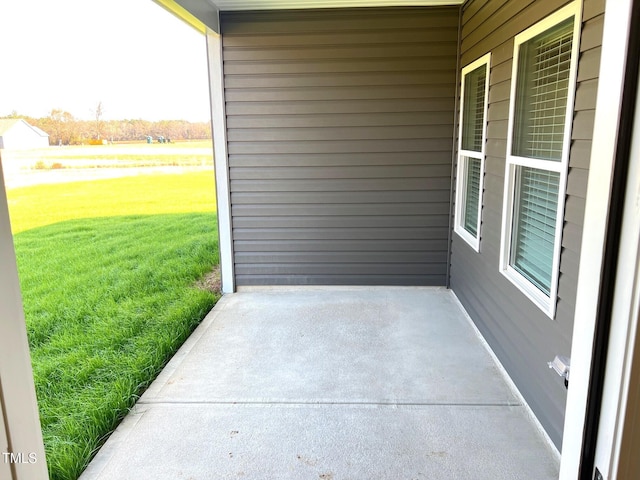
[221,8,459,286]
[451,0,604,448]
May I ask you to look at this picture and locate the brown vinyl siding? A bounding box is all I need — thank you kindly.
[450,0,604,448]
[221,7,459,286]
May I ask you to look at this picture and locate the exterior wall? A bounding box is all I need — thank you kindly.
[0,121,49,150]
[220,7,459,286]
[450,0,604,448]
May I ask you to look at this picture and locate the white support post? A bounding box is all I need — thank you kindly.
[0,155,48,479]
[559,1,635,478]
[206,27,235,294]
[591,49,640,480]
[0,399,12,480]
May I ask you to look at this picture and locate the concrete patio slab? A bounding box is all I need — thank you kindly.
[142,287,517,405]
[80,287,560,480]
[81,403,557,480]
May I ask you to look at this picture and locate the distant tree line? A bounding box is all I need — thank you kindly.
[2,110,212,145]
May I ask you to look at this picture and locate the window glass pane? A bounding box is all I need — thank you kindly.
[463,156,481,237]
[512,17,573,161]
[510,166,560,295]
[461,64,487,152]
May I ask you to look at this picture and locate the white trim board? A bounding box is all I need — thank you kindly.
[207,29,235,294]
[0,396,12,480]
[559,0,636,478]
[592,41,640,480]
[0,156,48,479]
[210,0,464,10]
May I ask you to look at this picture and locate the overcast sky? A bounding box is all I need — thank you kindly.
[0,0,210,121]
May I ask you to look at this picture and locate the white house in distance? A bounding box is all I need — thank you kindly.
[0,119,49,150]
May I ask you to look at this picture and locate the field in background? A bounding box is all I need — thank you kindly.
[6,151,220,480]
[2,140,214,169]
[1,141,214,190]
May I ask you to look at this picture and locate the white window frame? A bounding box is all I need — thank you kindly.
[499,2,582,318]
[455,53,491,252]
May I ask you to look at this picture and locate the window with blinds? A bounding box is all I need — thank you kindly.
[455,54,490,252]
[464,157,482,237]
[500,4,578,318]
[461,64,487,152]
[513,18,574,161]
[511,167,560,295]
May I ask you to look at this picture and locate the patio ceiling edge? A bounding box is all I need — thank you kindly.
[153,0,220,34]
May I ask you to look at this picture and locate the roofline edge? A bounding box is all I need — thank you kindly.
[152,0,220,34]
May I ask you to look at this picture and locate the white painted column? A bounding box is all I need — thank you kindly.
[0,155,48,479]
[0,399,12,480]
[559,0,635,478]
[591,51,640,480]
[206,28,235,293]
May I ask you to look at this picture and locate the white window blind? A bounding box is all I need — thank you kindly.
[500,3,579,317]
[511,167,560,295]
[461,64,487,153]
[455,54,490,252]
[464,157,482,237]
[513,18,574,161]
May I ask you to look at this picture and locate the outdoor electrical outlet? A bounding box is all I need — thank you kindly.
[548,355,570,385]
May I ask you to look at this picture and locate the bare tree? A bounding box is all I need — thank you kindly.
[93,101,104,140]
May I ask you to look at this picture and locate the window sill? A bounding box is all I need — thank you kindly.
[500,265,556,319]
[454,226,480,253]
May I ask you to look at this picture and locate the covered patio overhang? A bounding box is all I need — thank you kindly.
[2,1,640,479]
[155,0,466,34]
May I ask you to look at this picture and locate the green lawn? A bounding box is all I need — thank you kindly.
[8,171,216,233]
[8,172,219,480]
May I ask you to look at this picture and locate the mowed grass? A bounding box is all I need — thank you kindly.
[8,173,219,480]
[8,171,216,233]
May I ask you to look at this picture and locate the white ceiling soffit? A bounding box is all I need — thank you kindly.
[210,0,464,10]
[154,0,463,34]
